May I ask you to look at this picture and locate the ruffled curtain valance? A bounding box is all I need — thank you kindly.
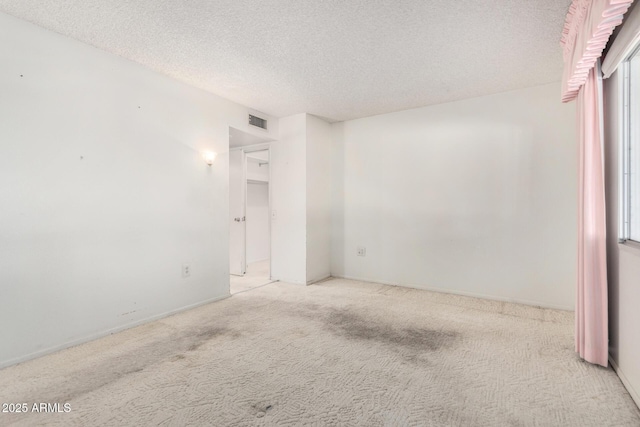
[561,0,634,102]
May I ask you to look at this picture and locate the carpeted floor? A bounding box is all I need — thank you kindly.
[1,278,639,426]
[230,259,273,294]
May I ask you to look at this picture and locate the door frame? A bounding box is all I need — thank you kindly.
[229,147,248,276]
[242,144,272,280]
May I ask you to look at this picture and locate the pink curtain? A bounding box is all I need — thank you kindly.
[576,65,608,367]
[561,0,634,367]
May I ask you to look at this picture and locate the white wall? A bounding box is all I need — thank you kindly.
[0,12,277,368]
[306,115,333,283]
[603,70,640,407]
[270,113,333,285]
[246,182,270,264]
[331,82,577,309]
[270,114,307,284]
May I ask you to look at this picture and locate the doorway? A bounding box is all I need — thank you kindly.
[229,127,274,294]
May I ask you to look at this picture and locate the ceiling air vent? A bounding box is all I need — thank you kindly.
[249,114,268,130]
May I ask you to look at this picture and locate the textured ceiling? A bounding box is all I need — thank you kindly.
[0,1,572,122]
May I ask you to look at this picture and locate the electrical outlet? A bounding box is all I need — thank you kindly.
[182,264,191,278]
[357,246,366,257]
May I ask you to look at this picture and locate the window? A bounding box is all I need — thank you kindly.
[622,50,640,243]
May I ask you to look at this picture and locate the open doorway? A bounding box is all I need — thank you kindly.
[229,127,274,294]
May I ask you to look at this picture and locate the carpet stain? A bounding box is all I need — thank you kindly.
[287,302,460,356]
[251,402,274,418]
[187,327,234,351]
[16,324,239,404]
[323,308,459,353]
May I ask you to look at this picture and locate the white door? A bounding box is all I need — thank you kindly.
[229,149,246,275]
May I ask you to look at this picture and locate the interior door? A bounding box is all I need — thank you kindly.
[229,149,246,275]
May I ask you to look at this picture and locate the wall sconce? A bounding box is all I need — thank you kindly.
[203,151,217,165]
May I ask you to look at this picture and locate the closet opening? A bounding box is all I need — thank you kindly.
[228,127,274,294]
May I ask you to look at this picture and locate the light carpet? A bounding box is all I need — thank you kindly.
[1,278,639,426]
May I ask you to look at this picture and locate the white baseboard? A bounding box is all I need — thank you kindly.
[331,274,574,311]
[307,274,332,285]
[270,275,306,286]
[609,355,640,409]
[0,293,230,370]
